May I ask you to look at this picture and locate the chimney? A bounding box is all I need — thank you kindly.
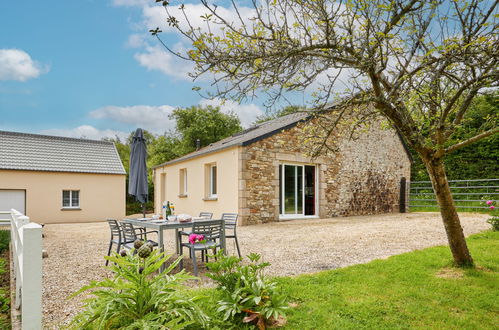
[196,139,201,150]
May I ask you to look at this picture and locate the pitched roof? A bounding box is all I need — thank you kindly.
[153,112,308,168]
[0,130,126,175]
[152,103,414,168]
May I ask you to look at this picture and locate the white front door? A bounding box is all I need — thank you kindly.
[0,189,26,219]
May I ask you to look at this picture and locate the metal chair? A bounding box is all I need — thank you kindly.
[121,222,158,250]
[106,219,123,266]
[199,212,213,219]
[179,219,223,276]
[178,212,214,245]
[222,213,241,257]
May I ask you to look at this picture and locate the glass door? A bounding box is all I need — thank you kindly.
[280,164,316,217]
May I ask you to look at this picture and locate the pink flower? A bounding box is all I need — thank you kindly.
[486,200,493,205]
[490,205,495,210]
[188,234,197,244]
[188,233,205,244]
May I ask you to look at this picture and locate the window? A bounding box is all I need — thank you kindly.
[209,164,217,197]
[179,168,187,196]
[62,190,80,208]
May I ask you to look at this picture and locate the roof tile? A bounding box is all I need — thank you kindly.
[0,131,126,174]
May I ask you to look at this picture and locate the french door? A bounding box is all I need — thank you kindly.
[279,164,316,217]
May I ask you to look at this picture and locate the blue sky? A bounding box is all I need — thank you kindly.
[0,0,267,140]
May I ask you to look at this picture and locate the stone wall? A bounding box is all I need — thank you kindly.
[238,120,411,225]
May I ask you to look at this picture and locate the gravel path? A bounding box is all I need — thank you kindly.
[41,212,489,328]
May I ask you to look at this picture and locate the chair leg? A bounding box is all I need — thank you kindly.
[191,249,198,276]
[179,245,184,270]
[234,236,242,258]
[105,241,113,266]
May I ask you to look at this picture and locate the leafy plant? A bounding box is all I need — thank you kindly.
[206,252,288,329]
[484,200,498,231]
[487,216,499,231]
[0,230,10,253]
[69,246,209,329]
[0,258,10,329]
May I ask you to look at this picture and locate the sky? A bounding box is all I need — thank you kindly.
[0,0,267,141]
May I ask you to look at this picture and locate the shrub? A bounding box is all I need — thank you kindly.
[0,231,10,253]
[487,216,499,231]
[69,247,209,329]
[126,201,154,216]
[0,258,9,329]
[206,252,288,329]
[484,200,498,231]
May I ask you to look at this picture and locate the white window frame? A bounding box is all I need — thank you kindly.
[62,190,80,209]
[279,163,318,219]
[179,168,188,195]
[209,164,217,198]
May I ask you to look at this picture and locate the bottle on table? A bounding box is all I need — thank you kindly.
[162,201,168,219]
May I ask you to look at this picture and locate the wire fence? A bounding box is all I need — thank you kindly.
[408,178,499,211]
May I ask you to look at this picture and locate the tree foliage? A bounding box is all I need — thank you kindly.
[104,105,242,213]
[170,105,242,155]
[152,0,499,266]
[412,92,499,180]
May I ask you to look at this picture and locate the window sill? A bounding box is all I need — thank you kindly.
[61,208,82,211]
[203,197,218,201]
[278,215,319,221]
[178,194,188,198]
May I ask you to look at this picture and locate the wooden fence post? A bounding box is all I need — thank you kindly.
[400,177,407,213]
[21,223,43,329]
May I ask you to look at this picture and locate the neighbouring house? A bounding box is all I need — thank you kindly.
[153,111,412,226]
[0,130,126,223]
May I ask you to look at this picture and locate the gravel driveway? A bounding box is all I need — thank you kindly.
[41,212,489,328]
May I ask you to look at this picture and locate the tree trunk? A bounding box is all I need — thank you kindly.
[423,156,474,267]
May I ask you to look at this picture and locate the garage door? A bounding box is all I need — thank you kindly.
[0,190,26,220]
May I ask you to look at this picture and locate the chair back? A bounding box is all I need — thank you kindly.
[192,219,224,241]
[107,219,122,240]
[221,213,238,229]
[121,222,138,243]
[199,212,213,219]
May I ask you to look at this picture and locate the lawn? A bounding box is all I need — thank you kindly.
[275,231,498,329]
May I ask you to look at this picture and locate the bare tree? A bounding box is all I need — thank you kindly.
[152,0,499,267]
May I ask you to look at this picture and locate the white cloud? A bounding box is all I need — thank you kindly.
[115,3,256,80]
[126,34,147,48]
[133,45,194,80]
[40,125,128,141]
[142,4,255,34]
[0,49,48,82]
[39,97,263,142]
[111,0,148,7]
[199,98,264,127]
[89,104,176,133]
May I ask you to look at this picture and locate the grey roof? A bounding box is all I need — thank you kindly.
[153,112,308,168]
[0,130,126,174]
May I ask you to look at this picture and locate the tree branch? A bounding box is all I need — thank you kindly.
[445,127,499,154]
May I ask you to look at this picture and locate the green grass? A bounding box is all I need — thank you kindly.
[275,231,498,329]
[409,206,491,214]
[189,232,498,329]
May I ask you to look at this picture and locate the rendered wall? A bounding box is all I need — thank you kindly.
[0,170,125,223]
[153,147,239,218]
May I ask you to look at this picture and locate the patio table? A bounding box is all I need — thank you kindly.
[122,217,226,272]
